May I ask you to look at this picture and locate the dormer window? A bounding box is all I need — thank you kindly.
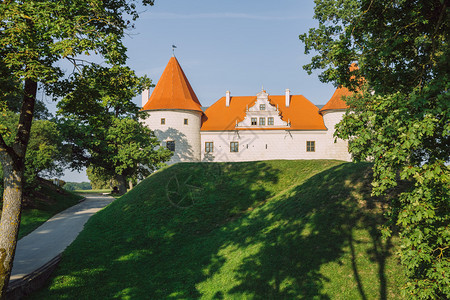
[251,118,257,125]
[260,104,266,111]
[268,117,274,125]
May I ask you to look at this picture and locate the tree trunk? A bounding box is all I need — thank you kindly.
[115,174,127,195]
[0,161,23,297]
[0,78,36,299]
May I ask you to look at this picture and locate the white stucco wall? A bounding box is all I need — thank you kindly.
[200,110,351,162]
[141,110,202,164]
[200,129,351,162]
[321,110,351,161]
[141,109,351,165]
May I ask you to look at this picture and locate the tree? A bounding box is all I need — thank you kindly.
[300,0,449,298]
[0,111,63,189]
[0,0,154,296]
[63,182,91,191]
[57,64,172,195]
[86,166,116,190]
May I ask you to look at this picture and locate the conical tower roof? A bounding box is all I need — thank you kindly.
[319,86,351,113]
[320,63,359,113]
[142,56,203,112]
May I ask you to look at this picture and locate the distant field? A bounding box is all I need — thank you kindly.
[74,189,111,194]
[32,160,405,299]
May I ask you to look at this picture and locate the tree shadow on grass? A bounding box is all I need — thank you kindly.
[31,161,284,299]
[31,161,400,299]
[212,162,396,299]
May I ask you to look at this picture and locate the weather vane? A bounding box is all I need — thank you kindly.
[172,44,177,56]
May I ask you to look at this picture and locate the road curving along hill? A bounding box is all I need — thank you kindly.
[31,160,405,299]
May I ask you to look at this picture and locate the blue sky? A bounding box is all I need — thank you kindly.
[62,0,337,182]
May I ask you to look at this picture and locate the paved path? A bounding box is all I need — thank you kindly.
[10,194,114,281]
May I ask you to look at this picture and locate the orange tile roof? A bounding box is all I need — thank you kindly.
[201,94,326,131]
[319,86,351,113]
[319,63,360,113]
[142,57,203,112]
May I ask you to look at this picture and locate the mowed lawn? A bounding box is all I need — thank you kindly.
[32,160,405,299]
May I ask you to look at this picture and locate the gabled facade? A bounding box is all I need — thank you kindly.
[142,57,352,164]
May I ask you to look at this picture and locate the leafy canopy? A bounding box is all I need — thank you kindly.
[0,111,63,190]
[57,64,172,193]
[300,0,449,298]
[1,0,154,83]
[0,0,154,295]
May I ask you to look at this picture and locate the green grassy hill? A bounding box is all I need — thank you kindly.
[33,160,405,299]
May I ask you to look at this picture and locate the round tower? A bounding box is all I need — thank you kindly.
[141,56,203,164]
[319,86,352,161]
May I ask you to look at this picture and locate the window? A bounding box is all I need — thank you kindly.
[306,141,315,152]
[205,142,213,153]
[259,117,265,125]
[161,118,165,125]
[268,117,274,125]
[230,142,239,152]
[260,104,266,111]
[166,141,175,151]
[184,118,188,125]
[251,117,257,125]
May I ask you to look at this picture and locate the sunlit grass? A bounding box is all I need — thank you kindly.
[32,160,405,299]
[73,189,111,194]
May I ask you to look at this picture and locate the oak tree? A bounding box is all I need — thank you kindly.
[0,0,153,296]
[56,64,172,195]
[300,0,449,298]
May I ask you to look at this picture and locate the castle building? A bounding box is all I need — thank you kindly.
[141,56,352,164]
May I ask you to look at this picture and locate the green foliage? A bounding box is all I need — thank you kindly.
[86,167,115,190]
[1,0,155,295]
[0,66,50,120]
[63,182,92,191]
[0,111,63,188]
[1,0,154,86]
[57,64,172,193]
[31,161,406,299]
[300,0,449,298]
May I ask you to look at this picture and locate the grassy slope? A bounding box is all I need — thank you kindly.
[18,181,83,239]
[33,160,405,299]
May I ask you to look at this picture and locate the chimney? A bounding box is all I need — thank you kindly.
[285,89,290,107]
[142,89,149,108]
[226,90,231,107]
